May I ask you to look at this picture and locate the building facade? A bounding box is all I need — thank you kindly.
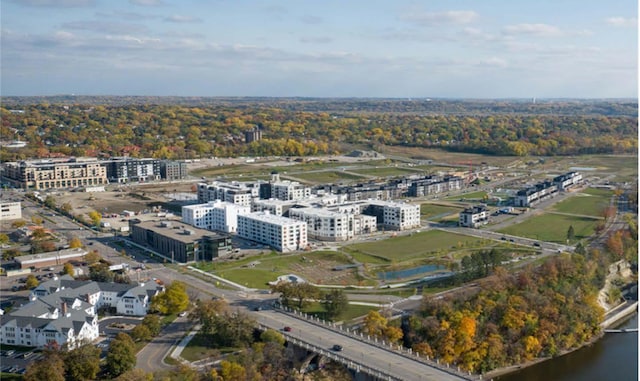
[0,201,22,221]
[197,181,261,206]
[104,157,161,183]
[288,207,355,241]
[1,158,108,190]
[129,219,232,262]
[244,126,263,143]
[362,201,421,231]
[237,212,307,252]
[182,201,250,233]
[160,161,188,181]
[459,205,489,228]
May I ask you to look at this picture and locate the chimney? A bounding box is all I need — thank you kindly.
[61,302,68,316]
[86,294,92,305]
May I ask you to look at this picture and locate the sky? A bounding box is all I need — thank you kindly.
[1,0,638,98]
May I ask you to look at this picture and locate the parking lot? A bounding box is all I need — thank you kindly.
[0,349,43,375]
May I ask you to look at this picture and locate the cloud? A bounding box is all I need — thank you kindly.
[605,17,638,28]
[477,57,508,68]
[9,0,94,7]
[62,21,149,35]
[502,23,562,37]
[401,10,478,26]
[95,10,160,21]
[163,15,203,23]
[129,0,164,6]
[300,36,333,44]
[300,15,323,24]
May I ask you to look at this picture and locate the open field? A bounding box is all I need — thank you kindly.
[446,190,488,201]
[497,212,600,243]
[292,170,366,184]
[350,166,422,177]
[346,230,485,262]
[377,145,522,166]
[551,188,613,217]
[420,203,463,220]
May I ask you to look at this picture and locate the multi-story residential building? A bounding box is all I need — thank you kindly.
[362,201,421,231]
[288,207,356,241]
[0,275,163,349]
[553,171,582,190]
[182,201,250,233]
[353,214,378,235]
[407,176,463,197]
[244,126,263,143]
[1,158,108,190]
[515,180,558,207]
[129,219,232,262]
[197,181,261,206]
[160,160,188,181]
[237,212,307,252]
[459,205,489,228]
[0,201,22,221]
[252,198,299,216]
[270,174,311,201]
[104,157,161,183]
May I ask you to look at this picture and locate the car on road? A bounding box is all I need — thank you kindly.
[332,344,343,351]
[283,326,292,332]
[178,311,187,317]
[533,242,541,247]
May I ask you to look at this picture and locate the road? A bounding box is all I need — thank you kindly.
[136,315,193,372]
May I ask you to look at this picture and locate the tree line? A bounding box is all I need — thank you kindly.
[1,103,636,163]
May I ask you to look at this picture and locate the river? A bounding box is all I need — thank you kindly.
[496,313,638,381]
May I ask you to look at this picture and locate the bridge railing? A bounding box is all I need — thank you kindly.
[274,305,478,380]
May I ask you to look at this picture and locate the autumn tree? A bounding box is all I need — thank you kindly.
[31,215,44,225]
[25,274,39,289]
[115,369,154,381]
[24,347,65,381]
[0,233,10,245]
[12,219,27,228]
[60,202,73,214]
[260,329,285,346]
[151,280,190,315]
[141,314,162,336]
[63,262,75,276]
[88,210,102,227]
[64,342,101,381]
[106,333,137,377]
[219,360,246,381]
[69,237,83,248]
[130,324,151,342]
[84,250,101,265]
[44,195,57,209]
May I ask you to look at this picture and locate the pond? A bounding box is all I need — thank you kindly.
[378,264,446,280]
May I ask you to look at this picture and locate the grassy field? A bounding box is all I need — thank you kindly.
[420,203,463,219]
[552,188,612,217]
[346,230,485,261]
[497,212,599,242]
[446,190,487,201]
[350,166,422,177]
[292,170,366,184]
[181,333,238,362]
[301,301,378,322]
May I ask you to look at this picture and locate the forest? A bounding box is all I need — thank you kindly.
[1,99,637,163]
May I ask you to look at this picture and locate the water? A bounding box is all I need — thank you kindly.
[377,264,445,280]
[496,313,638,381]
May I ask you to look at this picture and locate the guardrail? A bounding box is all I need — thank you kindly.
[273,305,478,380]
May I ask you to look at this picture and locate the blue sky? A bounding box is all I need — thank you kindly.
[1,0,637,98]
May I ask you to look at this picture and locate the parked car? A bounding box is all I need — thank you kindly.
[283,326,292,332]
[332,344,343,351]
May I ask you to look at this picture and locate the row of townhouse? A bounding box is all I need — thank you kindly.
[459,205,489,228]
[515,171,582,207]
[1,157,188,190]
[0,275,164,349]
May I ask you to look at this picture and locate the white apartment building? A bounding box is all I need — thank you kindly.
[459,205,489,228]
[354,214,378,235]
[197,181,261,206]
[237,212,307,252]
[554,171,582,190]
[182,201,250,233]
[252,198,299,216]
[288,207,356,241]
[363,201,421,231]
[271,180,311,201]
[0,201,21,221]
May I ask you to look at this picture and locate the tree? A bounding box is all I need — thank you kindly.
[25,274,39,289]
[3,248,21,261]
[130,324,151,342]
[362,310,388,338]
[324,289,348,320]
[44,195,57,209]
[106,333,137,377]
[115,369,153,381]
[84,250,101,265]
[64,343,101,381]
[31,227,49,240]
[69,237,83,248]
[0,233,9,245]
[141,314,162,336]
[567,225,576,242]
[89,262,114,282]
[60,202,73,214]
[31,215,44,225]
[151,280,190,315]
[88,210,102,227]
[63,262,75,277]
[219,360,246,381]
[260,329,285,346]
[11,219,27,228]
[24,348,65,381]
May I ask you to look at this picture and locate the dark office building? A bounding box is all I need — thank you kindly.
[244,126,263,143]
[160,161,188,180]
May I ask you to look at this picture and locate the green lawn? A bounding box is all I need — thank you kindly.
[446,190,487,201]
[498,213,599,243]
[420,203,463,219]
[552,189,612,217]
[346,230,484,261]
[300,301,378,322]
[293,170,366,184]
[181,333,238,362]
[351,166,421,177]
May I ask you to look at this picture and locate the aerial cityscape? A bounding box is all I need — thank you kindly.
[0,1,637,381]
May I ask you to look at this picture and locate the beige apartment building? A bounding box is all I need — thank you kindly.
[1,158,108,190]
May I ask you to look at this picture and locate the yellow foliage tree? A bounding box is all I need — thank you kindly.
[69,237,83,249]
